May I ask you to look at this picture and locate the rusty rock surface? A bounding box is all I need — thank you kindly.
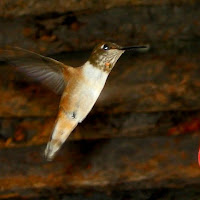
[0,136,199,198]
[0,0,198,18]
[0,1,199,199]
[0,5,199,54]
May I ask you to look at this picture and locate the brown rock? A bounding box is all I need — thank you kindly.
[0,5,199,54]
[0,136,199,198]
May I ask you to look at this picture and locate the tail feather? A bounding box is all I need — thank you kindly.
[44,110,78,161]
[45,139,63,161]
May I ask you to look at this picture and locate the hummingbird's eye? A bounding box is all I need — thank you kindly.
[102,44,110,50]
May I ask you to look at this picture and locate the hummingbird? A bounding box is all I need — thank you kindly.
[1,42,148,161]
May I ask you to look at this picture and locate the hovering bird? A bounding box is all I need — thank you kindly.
[1,42,148,160]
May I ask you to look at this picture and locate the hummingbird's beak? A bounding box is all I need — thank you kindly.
[119,45,150,52]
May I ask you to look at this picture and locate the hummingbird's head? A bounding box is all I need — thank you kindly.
[89,42,124,72]
[89,41,149,72]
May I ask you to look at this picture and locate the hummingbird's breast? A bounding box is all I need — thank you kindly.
[61,62,108,123]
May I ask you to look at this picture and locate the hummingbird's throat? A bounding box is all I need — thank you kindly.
[89,56,112,72]
[105,62,111,67]
[89,51,123,73]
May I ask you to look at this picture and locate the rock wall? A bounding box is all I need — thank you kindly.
[0,0,200,199]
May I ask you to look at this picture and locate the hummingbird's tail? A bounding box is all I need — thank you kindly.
[44,109,78,161]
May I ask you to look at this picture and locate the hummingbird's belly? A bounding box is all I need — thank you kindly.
[61,80,105,123]
[74,83,103,122]
[61,64,108,123]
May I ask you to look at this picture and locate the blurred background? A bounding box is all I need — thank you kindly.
[0,0,200,199]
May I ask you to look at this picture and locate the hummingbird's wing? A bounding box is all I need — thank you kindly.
[0,47,71,95]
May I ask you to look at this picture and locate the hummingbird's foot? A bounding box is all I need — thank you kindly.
[44,139,62,161]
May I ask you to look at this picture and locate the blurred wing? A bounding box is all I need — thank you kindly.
[0,47,71,94]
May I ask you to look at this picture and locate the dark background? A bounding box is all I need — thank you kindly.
[0,0,200,199]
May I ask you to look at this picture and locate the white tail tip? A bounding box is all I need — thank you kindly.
[44,140,62,161]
